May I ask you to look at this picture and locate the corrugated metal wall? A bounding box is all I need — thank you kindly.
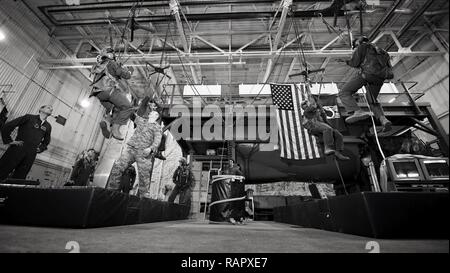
[393,15,449,144]
[0,1,105,185]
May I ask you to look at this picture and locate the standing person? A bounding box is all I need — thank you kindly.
[0,105,52,180]
[223,159,246,225]
[90,47,135,140]
[107,96,162,198]
[70,148,97,186]
[222,159,243,176]
[168,157,194,208]
[338,36,393,132]
[118,165,136,194]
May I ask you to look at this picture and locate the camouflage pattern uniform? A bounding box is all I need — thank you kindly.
[108,115,162,197]
[90,56,134,126]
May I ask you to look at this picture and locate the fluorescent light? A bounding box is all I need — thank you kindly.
[388,97,396,103]
[423,160,447,164]
[0,30,5,41]
[408,172,419,177]
[80,98,91,108]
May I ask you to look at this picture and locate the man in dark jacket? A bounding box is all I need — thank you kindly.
[338,36,393,132]
[70,148,97,186]
[118,165,137,194]
[0,105,52,180]
[222,159,243,176]
[168,157,194,207]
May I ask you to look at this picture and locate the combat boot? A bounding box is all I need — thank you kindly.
[100,121,111,139]
[111,124,124,140]
[380,116,392,132]
[345,110,372,124]
[335,151,350,161]
[324,147,335,155]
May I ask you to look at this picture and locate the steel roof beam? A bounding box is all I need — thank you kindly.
[41,0,331,12]
[386,0,435,50]
[39,50,444,66]
[262,0,292,83]
[367,0,405,41]
[170,0,199,84]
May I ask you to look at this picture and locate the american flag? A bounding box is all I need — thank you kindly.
[271,83,322,160]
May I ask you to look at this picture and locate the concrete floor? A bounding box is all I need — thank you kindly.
[0,220,447,253]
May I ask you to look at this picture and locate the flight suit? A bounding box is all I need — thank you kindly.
[0,114,51,180]
[90,59,135,126]
[168,165,194,207]
[302,103,345,153]
[338,42,386,122]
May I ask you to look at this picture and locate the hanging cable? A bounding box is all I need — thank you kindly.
[343,3,353,49]
[290,12,329,124]
[334,158,349,195]
[164,1,210,104]
[149,23,171,91]
[175,0,194,34]
[362,85,386,161]
[248,8,296,105]
[318,13,345,40]
[164,11,208,105]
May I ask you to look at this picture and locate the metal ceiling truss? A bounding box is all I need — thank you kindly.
[40,0,344,27]
[39,34,445,69]
[341,0,447,83]
[34,0,447,88]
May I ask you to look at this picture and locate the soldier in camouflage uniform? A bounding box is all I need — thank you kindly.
[107,96,162,197]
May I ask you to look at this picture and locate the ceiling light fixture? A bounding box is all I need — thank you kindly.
[0,30,6,41]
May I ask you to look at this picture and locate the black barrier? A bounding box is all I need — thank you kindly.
[209,175,246,222]
[0,185,188,228]
[273,192,449,238]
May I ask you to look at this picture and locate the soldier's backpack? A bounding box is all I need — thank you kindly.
[360,43,394,80]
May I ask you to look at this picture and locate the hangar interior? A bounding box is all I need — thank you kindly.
[0,0,448,253]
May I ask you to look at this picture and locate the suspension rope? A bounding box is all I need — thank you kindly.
[219,140,227,173]
[362,85,386,161]
[248,12,294,105]
[291,12,308,76]
[318,13,345,40]
[290,11,329,124]
[163,5,208,105]
[334,157,349,195]
[343,3,353,49]
[152,24,171,90]
[175,0,194,34]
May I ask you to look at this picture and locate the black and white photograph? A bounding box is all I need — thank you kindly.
[0,0,448,261]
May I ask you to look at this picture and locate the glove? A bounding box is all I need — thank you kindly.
[9,140,24,146]
[143,146,158,158]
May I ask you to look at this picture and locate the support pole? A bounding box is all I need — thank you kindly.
[170,0,199,84]
[262,0,292,82]
[424,106,449,156]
